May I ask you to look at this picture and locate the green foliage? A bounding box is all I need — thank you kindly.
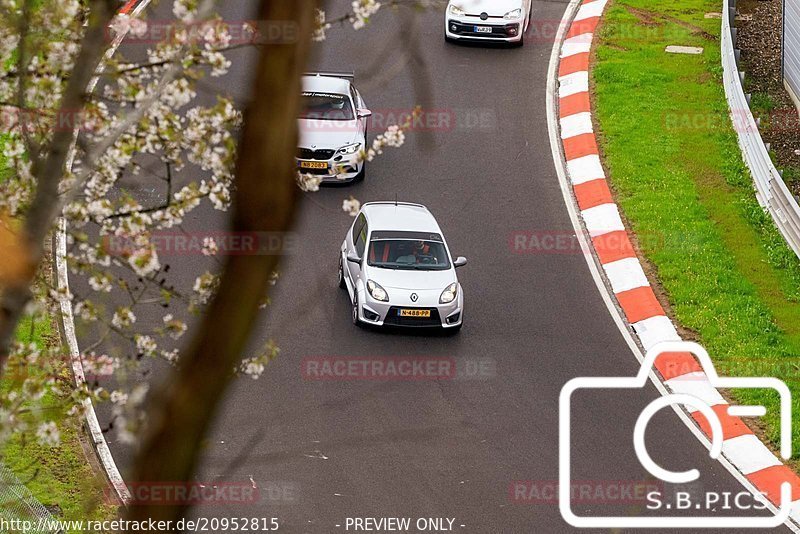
[594,0,800,460]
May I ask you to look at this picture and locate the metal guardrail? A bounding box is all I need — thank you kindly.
[0,464,62,533]
[722,0,800,259]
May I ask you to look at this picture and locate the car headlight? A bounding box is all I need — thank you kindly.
[367,280,389,302]
[503,8,522,19]
[439,282,458,304]
[449,4,465,15]
[336,143,362,155]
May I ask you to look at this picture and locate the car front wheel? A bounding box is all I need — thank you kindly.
[338,257,346,289]
[446,318,463,335]
[352,293,361,326]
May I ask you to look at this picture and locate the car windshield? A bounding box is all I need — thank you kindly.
[367,239,451,270]
[299,92,354,121]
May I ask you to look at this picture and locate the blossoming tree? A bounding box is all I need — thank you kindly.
[0,0,423,525]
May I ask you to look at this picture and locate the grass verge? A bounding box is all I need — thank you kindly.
[1,315,117,530]
[0,137,116,530]
[592,0,800,462]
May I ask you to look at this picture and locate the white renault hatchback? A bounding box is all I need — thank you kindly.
[445,0,532,45]
[338,202,467,331]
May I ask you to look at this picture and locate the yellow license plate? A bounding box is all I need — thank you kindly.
[400,309,431,318]
[299,161,327,169]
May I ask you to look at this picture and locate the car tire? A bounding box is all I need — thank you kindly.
[338,257,346,289]
[445,35,456,44]
[445,323,462,335]
[352,293,361,326]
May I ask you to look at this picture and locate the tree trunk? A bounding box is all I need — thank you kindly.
[124,0,315,527]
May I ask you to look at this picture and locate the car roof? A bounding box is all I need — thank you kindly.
[362,202,443,234]
[302,75,351,96]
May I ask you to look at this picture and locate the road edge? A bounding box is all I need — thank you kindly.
[53,0,152,506]
[545,0,800,528]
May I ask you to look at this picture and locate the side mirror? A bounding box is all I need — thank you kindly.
[454,256,468,268]
[347,253,362,264]
[357,108,372,118]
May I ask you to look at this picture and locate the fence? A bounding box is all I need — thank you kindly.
[0,463,62,533]
[722,0,800,259]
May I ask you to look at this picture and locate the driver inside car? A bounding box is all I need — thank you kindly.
[394,241,416,265]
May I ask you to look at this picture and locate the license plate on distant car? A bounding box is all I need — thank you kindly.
[474,26,492,33]
[400,309,431,318]
[299,161,327,169]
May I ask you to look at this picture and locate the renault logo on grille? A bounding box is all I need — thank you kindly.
[410,293,419,302]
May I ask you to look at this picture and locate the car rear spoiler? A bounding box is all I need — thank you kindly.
[303,71,355,81]
[363,201,427,209]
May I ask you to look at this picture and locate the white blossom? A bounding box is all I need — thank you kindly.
[296,173,323,192]
[134,334,158,357]
[112,307,136,329]
[74,300,99,322]
[162,314,188,340]
[36,422,60,447]
[242,360,265,379]
[82,354,118,377]
[88,273,113,293]
[128,243,160,277]
[342,197,361,217]
[201,237,218,256]
[351,0,382,30]
[110,391,129,406]
[313,9,331,42]
[193,271,218,304]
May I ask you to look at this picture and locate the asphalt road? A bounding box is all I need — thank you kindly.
[72,0,792,532]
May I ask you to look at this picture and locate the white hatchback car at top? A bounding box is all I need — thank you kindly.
[339,202,467,331]
[445,0,532,45]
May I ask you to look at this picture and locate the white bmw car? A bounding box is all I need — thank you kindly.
[297,72,372,183]
[338,202,467,331]
[445,0,532,45]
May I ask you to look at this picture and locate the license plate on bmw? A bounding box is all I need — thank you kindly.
[299,161,327,169]
[474,26,492,33]
[400,309,431,318]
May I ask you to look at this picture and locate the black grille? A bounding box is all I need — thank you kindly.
[300,166,331,175]
[383,307,442,327]
[297,148,335,160]
[448,21,519,38]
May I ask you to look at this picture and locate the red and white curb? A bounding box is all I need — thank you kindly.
[549,0,800,526]
[55,0,151,505]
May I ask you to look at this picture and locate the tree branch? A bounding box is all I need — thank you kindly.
[0,0,120,368]
[124,0,316,525]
